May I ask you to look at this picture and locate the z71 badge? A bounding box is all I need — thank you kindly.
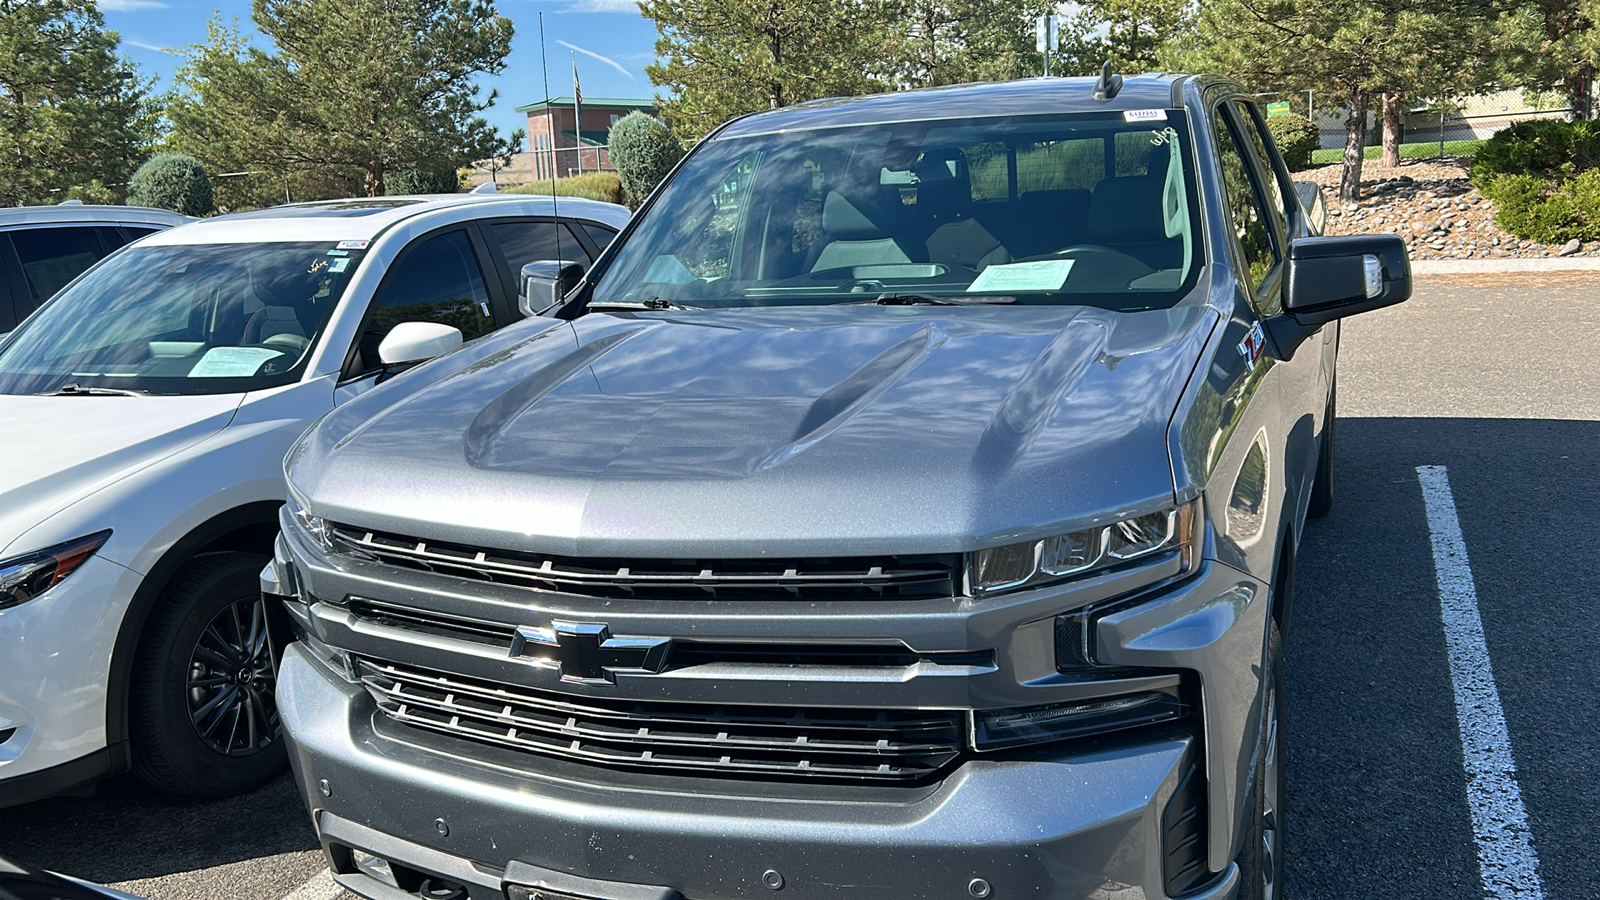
[1238,321,1268,371]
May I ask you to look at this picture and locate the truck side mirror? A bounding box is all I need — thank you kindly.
[519,260,585,317]
[1266,234,1411,360]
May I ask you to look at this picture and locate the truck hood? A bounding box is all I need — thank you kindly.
[292,304,1216,558]
[0,394,242,556]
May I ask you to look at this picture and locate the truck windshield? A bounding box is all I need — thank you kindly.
[590,111,1203,311]
[0,242,365,396]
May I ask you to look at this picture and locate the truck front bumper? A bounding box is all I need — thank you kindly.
[279,643,1238,900]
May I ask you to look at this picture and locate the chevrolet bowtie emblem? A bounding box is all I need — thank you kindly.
[510,621,671,683]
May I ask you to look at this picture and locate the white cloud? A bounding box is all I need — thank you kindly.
[100,0,168,11]
[557,39,637,81]
[124,39,179,55]
[563,0,640,12]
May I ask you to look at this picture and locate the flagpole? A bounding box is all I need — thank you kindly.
[572,52,583,176]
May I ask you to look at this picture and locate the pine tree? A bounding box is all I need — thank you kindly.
[172,0,515,199]
[0,0,158,205]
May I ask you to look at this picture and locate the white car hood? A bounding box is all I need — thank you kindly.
[0,394,242,556]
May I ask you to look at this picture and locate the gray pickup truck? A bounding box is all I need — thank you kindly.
[267,72,1409,900]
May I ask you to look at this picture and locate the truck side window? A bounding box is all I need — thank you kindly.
[1213,109,1280,297]
[1231,102,1290,248]
[356,230,493,376]
[491,221,591,282]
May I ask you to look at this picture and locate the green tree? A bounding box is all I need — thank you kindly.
[0,0,158,206]
[1175,0,1490,203]
[172,0,514,198]
[881,0,1054,87]
[1495,0,1600,117]
[127,152,214,215]
[1058,0,1190,75]
[643,0,889,139]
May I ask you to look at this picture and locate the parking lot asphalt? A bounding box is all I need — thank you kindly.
[1,272,1595,899]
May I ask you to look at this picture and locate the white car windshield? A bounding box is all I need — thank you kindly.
[0,242,366,396]
[589,111,1202,311]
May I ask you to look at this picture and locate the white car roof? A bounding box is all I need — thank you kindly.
[141,194,630,246]
[0,204,193,229]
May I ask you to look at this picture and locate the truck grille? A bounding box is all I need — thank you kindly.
[356,658,965,782]
[329,525,960,601]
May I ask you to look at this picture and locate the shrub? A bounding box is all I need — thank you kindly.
[608,112,685,209]
[509,171,624,205]
[127,153,213,216]
[385,169,462,195]
[1471,119,1600,186]
[1266,113,1318,171]
[1480,169,1600,244]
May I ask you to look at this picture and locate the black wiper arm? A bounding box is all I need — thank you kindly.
[861,293,1016,306]
[47,383,148,397]
[588,297,698,311]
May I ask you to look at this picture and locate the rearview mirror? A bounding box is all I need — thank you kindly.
[1266,234,1411,360]
[519,260,585,317]
[378,321,463,366]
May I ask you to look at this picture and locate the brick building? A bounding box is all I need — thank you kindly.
[518,96,657,180]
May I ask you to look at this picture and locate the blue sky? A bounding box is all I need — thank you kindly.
[101,0,662,149]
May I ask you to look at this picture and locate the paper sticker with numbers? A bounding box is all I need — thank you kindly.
[1123,109,1168,123]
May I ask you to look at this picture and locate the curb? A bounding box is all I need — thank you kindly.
[1412,257,1600,275]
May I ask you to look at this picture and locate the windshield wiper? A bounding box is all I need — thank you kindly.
[852,292,1017,306]
[46,383,149,397]
[588,297,698,311]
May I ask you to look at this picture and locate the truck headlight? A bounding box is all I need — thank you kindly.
[0,530,112,610]
[285,490,333,553]
[969,499,1200,595]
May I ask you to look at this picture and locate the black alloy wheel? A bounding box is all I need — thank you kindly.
[186,594,280,756]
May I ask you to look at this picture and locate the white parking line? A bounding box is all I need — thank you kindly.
[1417,465,1545,900]
[282,868,343,900]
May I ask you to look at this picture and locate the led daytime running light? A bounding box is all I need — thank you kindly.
[970,500,1198,594]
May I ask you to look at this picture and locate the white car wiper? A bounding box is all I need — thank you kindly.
[46,383,149,397]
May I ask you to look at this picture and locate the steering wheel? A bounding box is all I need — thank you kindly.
[1056,244,1131,258]
[262,333,311,354]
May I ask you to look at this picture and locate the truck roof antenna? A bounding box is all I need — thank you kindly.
[1092,61,1123,101]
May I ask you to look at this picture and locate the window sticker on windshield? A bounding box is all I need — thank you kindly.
[642,255,699,285]
[187,347,284,378]
[1124,109,1168,123]
[329,257,350,273]
[336,240,370,250]
[966,259,1075,293]
[327,249,348,257]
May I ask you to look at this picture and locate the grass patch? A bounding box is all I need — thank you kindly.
[1309,139,1485,165]
[507,171,624,205]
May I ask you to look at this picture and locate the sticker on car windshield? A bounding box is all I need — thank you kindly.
[1123,109,1168,122]
[187,347,285,378]
[966,259,1075,293]
[329,257,350,273]
[336,240,370,250]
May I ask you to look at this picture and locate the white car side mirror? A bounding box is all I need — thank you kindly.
[377,321,463,365]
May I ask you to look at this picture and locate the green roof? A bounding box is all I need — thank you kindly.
[516,96,656,113]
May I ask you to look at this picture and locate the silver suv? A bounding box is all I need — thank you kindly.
[270,74,1410,900]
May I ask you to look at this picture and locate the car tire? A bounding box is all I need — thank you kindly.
[130,552,286,797]
[1307,378,1336,519]
[1234,618,1285,899]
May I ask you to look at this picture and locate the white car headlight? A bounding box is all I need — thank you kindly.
[285,489,333,553]
[969,499,1200,595]
[0,530,112,610]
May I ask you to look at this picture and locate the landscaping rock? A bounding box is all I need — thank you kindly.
[1301,158,1563,261]
[1560,238,1582,256]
